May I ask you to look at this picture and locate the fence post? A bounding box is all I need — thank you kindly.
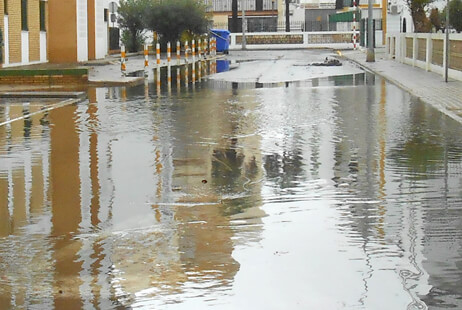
[426,33,432,72]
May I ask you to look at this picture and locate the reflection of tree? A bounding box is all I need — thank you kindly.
[264,149,304,189]
[211,138,262,216]
[388,101,462,180]
[211,140,244,193]
[389,136,444,179]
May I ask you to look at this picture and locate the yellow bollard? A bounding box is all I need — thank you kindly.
[177,41,181,66]
[156,43,160,67]
[144,44,149,75]
[192,39,196,59]
[185,40,189,63]
[185,63,189,88]
[121,45,126,75]
[176,67,181,90]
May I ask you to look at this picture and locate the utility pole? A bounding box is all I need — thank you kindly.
[285,0,290,32]
[366,0,375,62]
[444,0,449,82]
[242,1,247,49]
[232,0,238,32]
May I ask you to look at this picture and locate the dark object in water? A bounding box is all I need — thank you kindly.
[311,57,342,66]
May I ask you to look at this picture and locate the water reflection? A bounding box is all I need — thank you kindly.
[2,71,462,308]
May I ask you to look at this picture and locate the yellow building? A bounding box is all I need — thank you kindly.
[0,0,47,67]
[48,0,109,63]
[0,0,109,67]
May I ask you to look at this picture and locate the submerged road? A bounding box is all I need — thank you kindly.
[211,49,363,84]
[1,49,462,309]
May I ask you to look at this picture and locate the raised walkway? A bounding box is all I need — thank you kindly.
[341,48,462,124]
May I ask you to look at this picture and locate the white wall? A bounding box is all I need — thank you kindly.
[21,31,29,64]
[95,0,108,59]
[76,0,89,62]
[3,16,9,65]
[386,0,414,33]
[40,31,47,62]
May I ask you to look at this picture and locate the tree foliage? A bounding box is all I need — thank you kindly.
[449,0,462,32]
[405,0,432,32]
[429,8,442,32]
[144,0,210,44]
[118,0,151,52]
[117,0,210,51]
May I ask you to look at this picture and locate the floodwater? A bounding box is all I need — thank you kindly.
[2,56,462,309]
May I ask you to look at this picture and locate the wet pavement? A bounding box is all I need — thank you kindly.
[2,49,462,309]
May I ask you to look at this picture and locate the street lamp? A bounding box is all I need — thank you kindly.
[444,0,449,82]
[366,0,375,62]
[286,0,291,32]
[242,0,247,50]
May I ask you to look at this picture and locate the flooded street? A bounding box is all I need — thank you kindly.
[2,50,462,309]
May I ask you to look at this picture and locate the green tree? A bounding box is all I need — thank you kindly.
[118,0,150,52]
[449,0,462,32]
[429,8,442,32]
[405,0,433,32]
[145,0,210,45]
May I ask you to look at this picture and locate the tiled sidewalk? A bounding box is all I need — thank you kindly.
[342,48,462,124]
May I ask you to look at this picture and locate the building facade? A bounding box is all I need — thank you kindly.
[207,0,279,32]
[0,0,110,67]
[48,0,109,63]
[0,0,47,67]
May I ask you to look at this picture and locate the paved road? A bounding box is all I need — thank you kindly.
[209,49,363,84]
[342,48,462,124]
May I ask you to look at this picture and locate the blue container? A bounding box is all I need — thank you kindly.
[216,60,230,73]
[210,29,230,54]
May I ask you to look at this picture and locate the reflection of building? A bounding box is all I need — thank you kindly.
[0,84,265,307]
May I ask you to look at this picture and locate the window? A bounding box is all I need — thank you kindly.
[21,0,28,31]
[4,0,7,15]
[40,1,45,31]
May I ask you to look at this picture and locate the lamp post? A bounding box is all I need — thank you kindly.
[366,0,375,62]
[285,0,290,32]
[232,0,238,32]
[444,0,449,82]
[242,0,247,50]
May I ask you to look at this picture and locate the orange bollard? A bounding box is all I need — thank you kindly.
[177,41,181,66]
[121,45,126,75]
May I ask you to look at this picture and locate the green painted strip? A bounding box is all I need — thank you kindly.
[0,68,88,77]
